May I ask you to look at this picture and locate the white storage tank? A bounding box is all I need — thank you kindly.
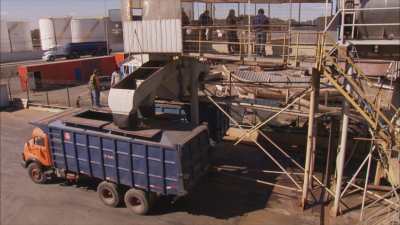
[71,18,106,43]
[39,17,72,50]
[0,21,11,53]
[7,21,33,52]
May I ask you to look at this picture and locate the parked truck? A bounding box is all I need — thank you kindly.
[42,41,109,61]
[21,108,211,215]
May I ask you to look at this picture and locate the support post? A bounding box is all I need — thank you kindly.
[191,64,200,126]
[66,87,71,107]
[331,61,352,216]
[247,0,252,59]
[301,68,320,209]
[340,0,345,44]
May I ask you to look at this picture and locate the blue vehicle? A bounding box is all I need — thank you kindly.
[43,42,110,61]
[21,108,212,215]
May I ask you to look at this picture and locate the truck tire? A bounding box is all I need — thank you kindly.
[124,188,150,215]
[48,55,56,61]
[97,181,121,207]
[72,52,79,59]
[27,162,47,184]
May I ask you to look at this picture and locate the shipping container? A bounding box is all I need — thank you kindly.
[18,55,125,90]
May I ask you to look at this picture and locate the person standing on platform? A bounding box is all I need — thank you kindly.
[253,8,269,57]
[226,9,240,54]
[199,10,213,41]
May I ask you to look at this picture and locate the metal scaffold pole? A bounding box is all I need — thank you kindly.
[301,68,320,209]
[331,61,352,216]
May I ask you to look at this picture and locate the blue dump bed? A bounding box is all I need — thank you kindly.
[39,111,211,196]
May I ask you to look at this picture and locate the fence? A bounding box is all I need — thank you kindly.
[3,75,110,109]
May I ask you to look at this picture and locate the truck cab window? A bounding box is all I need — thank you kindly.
[34,137,45,146]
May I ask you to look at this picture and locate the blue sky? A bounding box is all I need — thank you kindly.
[1,0,335,29]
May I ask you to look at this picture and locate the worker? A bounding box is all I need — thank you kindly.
[252,8,269,57]
[111,66,122,87]
[199,10,213,40]
[226,9,240,54]
[182,8,190,27]
[88,69,101,107]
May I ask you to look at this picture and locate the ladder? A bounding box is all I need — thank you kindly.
[316,35,397,158]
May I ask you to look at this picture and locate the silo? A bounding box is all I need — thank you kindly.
[357,0,400,40]
[7,21,33,52]
[71,18,107,43]
[39,17,72,50]
[0,21,11,53]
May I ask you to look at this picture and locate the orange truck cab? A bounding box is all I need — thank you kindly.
[22,127,53,184]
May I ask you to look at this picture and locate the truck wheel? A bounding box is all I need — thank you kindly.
[48,56,56,61]
[97,181,121,207]
[72,52,79,59]
[27,162,47,184]
[124,188,149,215]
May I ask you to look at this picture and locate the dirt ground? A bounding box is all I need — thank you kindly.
[0,108,362,225]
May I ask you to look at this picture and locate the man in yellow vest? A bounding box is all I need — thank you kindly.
[88,69,101,107]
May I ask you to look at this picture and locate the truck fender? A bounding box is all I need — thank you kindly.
[23,158,42,168]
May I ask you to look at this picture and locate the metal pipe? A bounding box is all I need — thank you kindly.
[247,0,251,59]
[360,152,372,221]
[191,67,199,126]
[203,90,302,190]
[332,59,352,215]
[66,87,71,107]
[325,0,329,29]
[331,100,349,216]
[233,89,311,145]
[340,0,345,44]
[301,68,320,209]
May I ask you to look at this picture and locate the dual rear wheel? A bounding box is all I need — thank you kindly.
[97,181,155,215]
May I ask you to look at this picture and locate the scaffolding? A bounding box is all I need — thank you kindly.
[121,0,400,223]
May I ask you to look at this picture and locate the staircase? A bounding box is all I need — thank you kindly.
[317,36,399,185]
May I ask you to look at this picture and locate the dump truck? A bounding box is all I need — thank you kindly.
[21,108,212,215]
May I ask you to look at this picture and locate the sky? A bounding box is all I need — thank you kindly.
[1,0,335,29]
[1,0,120,28]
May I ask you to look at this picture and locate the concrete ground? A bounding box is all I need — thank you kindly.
[1,108,361,225]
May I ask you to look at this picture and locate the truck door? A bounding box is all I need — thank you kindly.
[30,128,52,167]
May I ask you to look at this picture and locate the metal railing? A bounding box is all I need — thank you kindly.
[182,25,334,67]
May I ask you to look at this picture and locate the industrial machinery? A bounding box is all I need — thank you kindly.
[109,56,209,129]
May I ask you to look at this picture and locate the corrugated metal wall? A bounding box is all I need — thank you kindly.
[123,19,182,53]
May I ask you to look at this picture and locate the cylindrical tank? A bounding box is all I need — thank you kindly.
[71,18,107,43]
[0,21,11,53]
[357,0,400,40]
[7,21,33,52]
[39,17,72,50]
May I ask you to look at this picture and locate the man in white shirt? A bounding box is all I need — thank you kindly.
[111,66,122,87]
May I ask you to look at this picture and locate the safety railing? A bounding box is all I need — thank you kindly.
[182,25,334,66]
